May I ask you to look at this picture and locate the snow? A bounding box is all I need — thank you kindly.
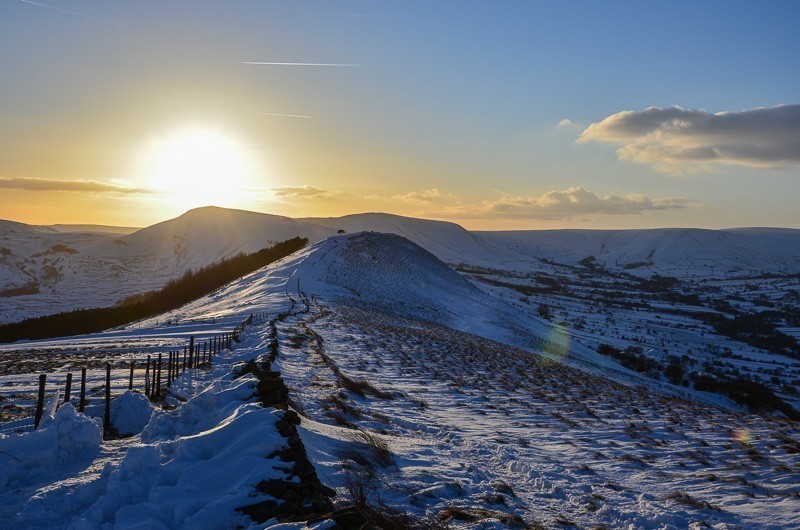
[0,404,102,490]
[1,327,296,529]
[4,207,800,324]
[1,228,799,528]
[476,227,800,278]
[109,391,152,436]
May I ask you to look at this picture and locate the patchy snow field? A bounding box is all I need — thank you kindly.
[1,231,798,529]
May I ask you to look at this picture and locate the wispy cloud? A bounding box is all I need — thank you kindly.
[440,187,697,220]
[373,186,693,220]
[19,0,123,26]
[392,188,443,202]
[578,104,800,174]
[272,185,331,199]
[304,10,397,20]
[258,112,311,119]
[0,177,147,194]
[243,62,377,67]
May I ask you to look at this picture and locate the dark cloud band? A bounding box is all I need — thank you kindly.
[0,177,147,194]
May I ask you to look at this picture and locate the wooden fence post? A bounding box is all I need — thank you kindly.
[79,367,86,412]
[34,374,46,429]
[145,356,151,397]
[104,363,111,435]
[155,353,162,400]
[203,342,207,364]
[129,361,134,390]
[182,348,186,372]
[64,373,73,404]
[188,336,195,369]
[167,351,173,387]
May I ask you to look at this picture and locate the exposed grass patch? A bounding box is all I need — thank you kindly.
[340,373,397,399]
[437,506,526,527]
[353,430,395,467]
[664,490,722,511]
[342,466,444,529]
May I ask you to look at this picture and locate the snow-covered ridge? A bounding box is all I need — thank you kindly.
[3,206,800,324]
[478,227,800,277]
[287,232,551,349]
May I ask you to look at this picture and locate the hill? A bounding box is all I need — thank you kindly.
[3,207,800,325]
[477,227,800,278]
[2,230,797,528]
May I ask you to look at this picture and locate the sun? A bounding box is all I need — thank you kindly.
[144,129,256,210]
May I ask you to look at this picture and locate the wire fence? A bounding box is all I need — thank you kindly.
[0,312,268,438]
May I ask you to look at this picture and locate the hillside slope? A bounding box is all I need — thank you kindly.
[2,229,798,529]
[477,227,800,277]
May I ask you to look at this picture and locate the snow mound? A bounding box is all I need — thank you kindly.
[109,391,153,436]
[291,232,549,348]
[0,404,102,490]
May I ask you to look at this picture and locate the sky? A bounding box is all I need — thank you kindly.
[1,0,798,230]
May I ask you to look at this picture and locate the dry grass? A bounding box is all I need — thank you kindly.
[664,490,722,511]
[342,466,445,529]
[437,505,526,527]
[339,373,397,399]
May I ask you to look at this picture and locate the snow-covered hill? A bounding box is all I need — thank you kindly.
[3,206,800,325]
[114,207,331,272]
[477,227,800,277]
[302,212,500,264]
[292,232,549,349]
[2,230,798,529]
[0,208,502,324]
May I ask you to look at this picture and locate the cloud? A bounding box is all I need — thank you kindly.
[19,0,123,26]
[578,104,800,174]
[272,185,331,199]
[0,177,147,194]
[557,118,574,127]
[243,62,377,67]
[258,112,311,119]
[391,188,443,202]
[440,187,696,220]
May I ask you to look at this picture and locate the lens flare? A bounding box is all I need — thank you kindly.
[733,428,753,446]
[541,321,571,364]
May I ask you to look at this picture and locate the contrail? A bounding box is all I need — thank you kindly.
[258,112,312,119]
[243,61,376,67]
[19,0,123,26]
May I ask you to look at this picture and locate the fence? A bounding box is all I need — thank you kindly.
[0,312,268,438]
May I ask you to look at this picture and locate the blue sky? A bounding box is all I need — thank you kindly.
[0,1,798,229]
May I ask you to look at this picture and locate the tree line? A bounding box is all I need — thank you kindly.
[0,237,308,343]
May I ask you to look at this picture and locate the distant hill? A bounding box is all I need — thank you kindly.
[47,224,140,235]
[2,207,800,324]
[476,227,800,278]
[300,212,501,264]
